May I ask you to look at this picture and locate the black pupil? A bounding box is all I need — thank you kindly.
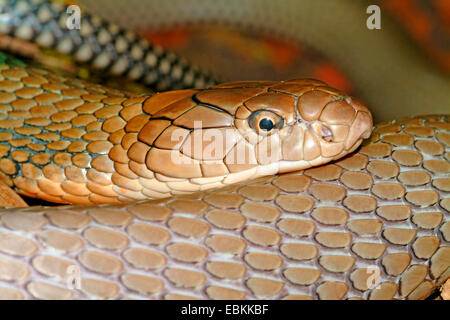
[259,118,274,131]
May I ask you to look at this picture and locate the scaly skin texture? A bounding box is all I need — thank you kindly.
[0,1,447,300]
[0,59,372,205]
[0,114,448,300]
[0,0,215,91]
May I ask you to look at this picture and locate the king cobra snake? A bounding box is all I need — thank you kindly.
[0,0,447,300]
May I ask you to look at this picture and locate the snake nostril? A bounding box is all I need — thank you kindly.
[321,125,333,142]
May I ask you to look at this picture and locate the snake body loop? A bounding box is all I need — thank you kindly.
[0,0,447,300]
[0,0,215,91]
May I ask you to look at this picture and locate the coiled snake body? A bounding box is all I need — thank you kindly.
[0,0,447,300]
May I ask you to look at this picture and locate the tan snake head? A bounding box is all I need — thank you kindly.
[0,66,373,204]
[127,79,373,197]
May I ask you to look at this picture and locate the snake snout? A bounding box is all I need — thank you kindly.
[345,110,373,150]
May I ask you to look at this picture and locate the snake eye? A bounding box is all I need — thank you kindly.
[259,118,274,131]
[248,110,284,135]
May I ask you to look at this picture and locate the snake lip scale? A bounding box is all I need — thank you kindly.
[0,0,447,301]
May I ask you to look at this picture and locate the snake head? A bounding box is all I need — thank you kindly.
[231,79,373,175]
[134,79,372,192]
